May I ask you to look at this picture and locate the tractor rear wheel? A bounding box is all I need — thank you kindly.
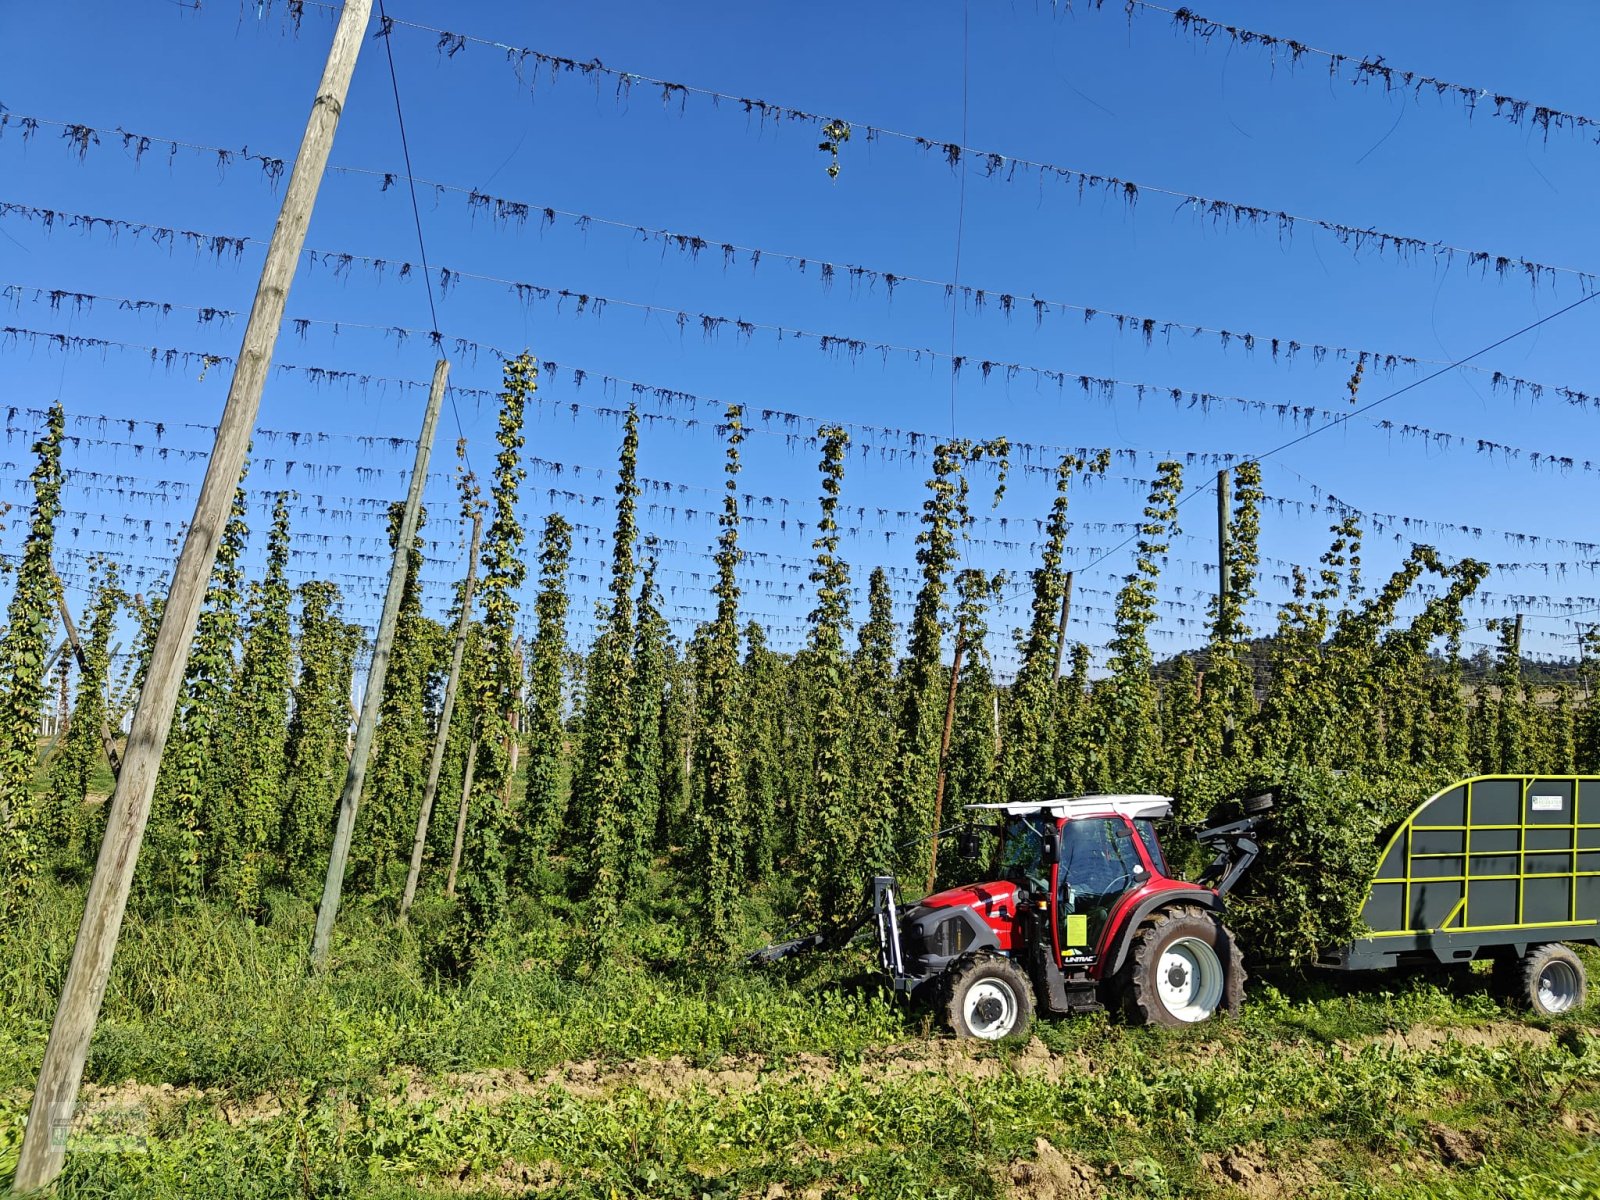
[1499,944,1587,1017]
[944,955,1034,1040]
[1120,905,1244,1027]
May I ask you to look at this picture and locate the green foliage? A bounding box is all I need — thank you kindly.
[518,512,573,873]
[1086,459,1182,793]
[217,493,295,914]
[740,620,786,882]
[1191,460,1262,789]
[690,405,748,957]
[573,407,642,953]
[3,879,1597,1200]
[358,502,442,895]
[799,426,857,925]
[1227,763,1446,965]
[626,550,671,883]
[44,560,122,866]
[280,581,361,894]
[0,402,64,928]
[818,117,851,178]
[886,438,1008,879]
[147,476,248,905]
[445,353,532,971]
[850,566,898,875]
[945,568,1004,811]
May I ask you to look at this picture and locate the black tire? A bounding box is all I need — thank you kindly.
[944,955,1034,1040]
[1501,944,1587,1017]
[1120,904,1245,1028]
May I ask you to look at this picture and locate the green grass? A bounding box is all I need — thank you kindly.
[2,881,1598,1198]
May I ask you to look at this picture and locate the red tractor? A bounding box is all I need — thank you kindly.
[757,792,1269,1039]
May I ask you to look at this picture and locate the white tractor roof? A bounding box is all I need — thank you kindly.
[965,794,1173,822]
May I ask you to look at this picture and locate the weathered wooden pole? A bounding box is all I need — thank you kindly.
[398,509,482,923]
[312,358,450,968]
[1216,467,1232,634]
[926,636,967,894]
[13,4,374,1186]
[444,737,479,899]
[1051,571,1074,683]
[51,569,121,777]
[1513,612,1524,664]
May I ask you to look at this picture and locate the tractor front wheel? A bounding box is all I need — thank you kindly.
[1120,905,1244,1027]
[944,955,1034,1040]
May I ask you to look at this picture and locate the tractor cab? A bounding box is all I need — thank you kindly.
[976,796,1181,973]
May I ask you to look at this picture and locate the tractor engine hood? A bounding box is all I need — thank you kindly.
[898,880,1020,966]
[916,879,1020,922]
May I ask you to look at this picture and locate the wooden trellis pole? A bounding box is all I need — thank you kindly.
[51,569,121,777]
[1051,571,1074,683]
[1217,468,1232,631]
[14,4,374,1187]
[926,635,968,894]
[312,358,450,967]
[399,509,482,923]
[445,738,479,899]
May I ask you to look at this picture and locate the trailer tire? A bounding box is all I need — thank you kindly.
[1502,944,1587,1017]
[944,955,1034,1041]
[1120,904,1245,1027]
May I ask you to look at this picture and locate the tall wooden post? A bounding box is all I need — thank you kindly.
[445,738,479,899]
[312,359,450,968]
[1216,468,1232,635]
[1051,571,1074,683]
[13,4,374,1187]
[926,636,967,894]
[399,509,482,922]
[1513,613,1524,664]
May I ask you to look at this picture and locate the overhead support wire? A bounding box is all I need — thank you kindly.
[6,88,1596,295]
[1091,1,1600,148]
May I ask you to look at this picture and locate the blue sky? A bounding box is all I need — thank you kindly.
[3,0,1599,673]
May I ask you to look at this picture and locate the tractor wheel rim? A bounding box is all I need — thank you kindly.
[1155,937,1224,1022]
[964,979,1018,1039]
[1537,960,1581,1013]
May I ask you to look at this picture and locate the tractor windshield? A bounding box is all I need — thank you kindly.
[996,815,1050,894]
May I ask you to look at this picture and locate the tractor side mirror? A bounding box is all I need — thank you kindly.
[957,828,981,860]
[1041,833,1058,864]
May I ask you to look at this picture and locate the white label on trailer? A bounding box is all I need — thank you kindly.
[1531,794,1564,812]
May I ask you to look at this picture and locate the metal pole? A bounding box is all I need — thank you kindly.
[13,4,373,1186]
[926,636,967,894]
[398,509,482,922]
[312,359,450,967]
[1051,571,1074,684]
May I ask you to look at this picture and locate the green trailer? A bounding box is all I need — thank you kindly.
[1318,774,1599,1014]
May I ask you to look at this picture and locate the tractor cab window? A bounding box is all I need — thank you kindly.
[997,817,1050,896]
[1057,817,1144,952]
[1133,818,1168,876]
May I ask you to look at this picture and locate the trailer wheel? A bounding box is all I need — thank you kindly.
[1120,905,1245,1027]
[1503,944,1587,1017]
[944,955,1034,1040]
